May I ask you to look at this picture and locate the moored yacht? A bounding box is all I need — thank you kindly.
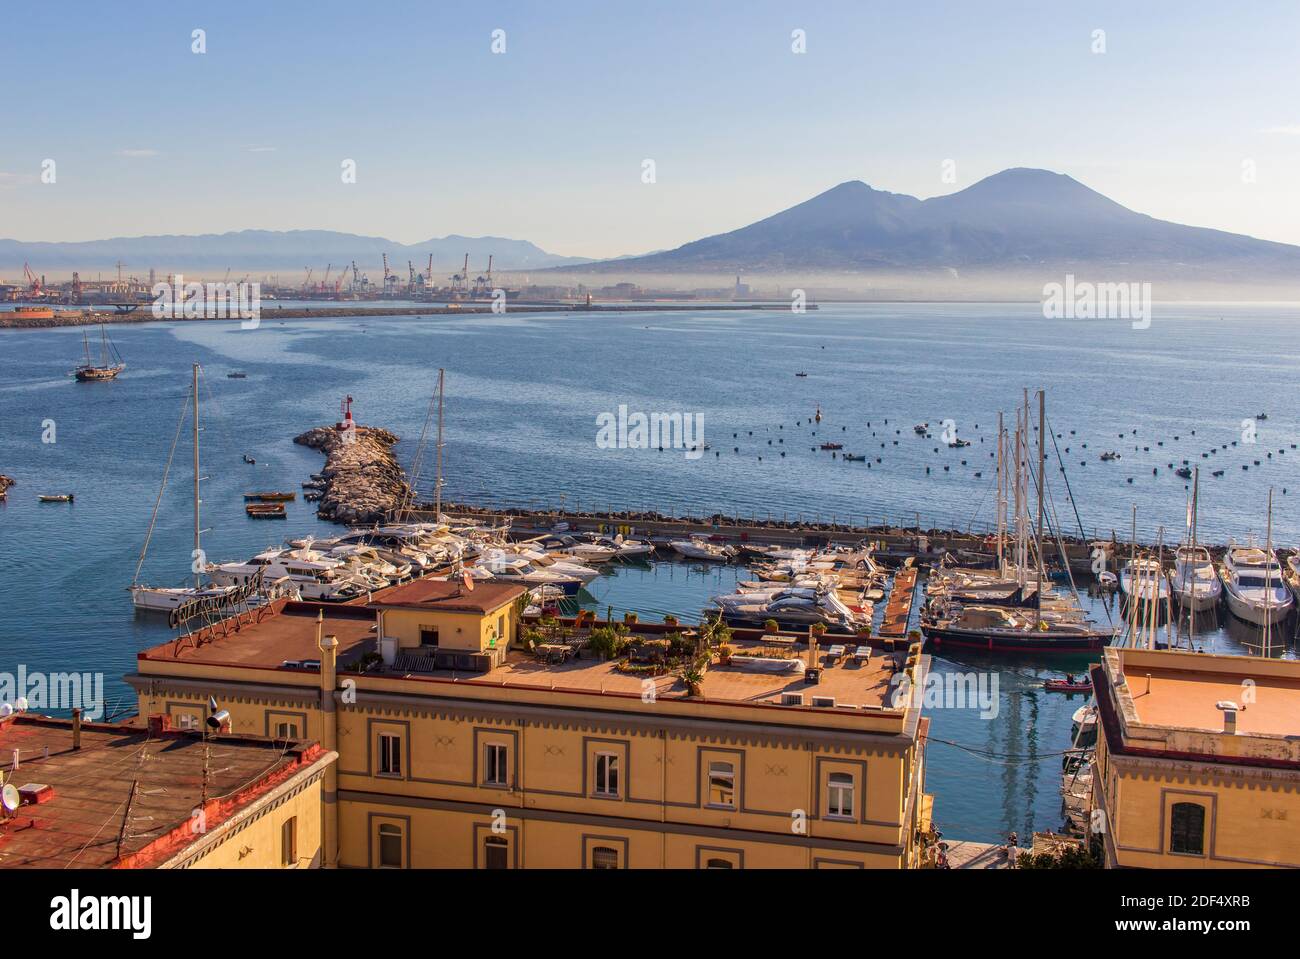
[1221,545,1293,627]
[1171,545,1221,612]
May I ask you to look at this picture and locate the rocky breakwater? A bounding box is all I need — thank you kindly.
[0,474,14,499]
[293,425,412,524]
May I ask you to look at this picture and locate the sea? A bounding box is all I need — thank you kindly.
[1,300,1297,842]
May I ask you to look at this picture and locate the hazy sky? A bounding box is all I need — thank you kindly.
[3,1,1299,258]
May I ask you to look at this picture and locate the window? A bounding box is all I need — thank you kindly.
[419,626,439,648]
[378,732,402,776]
[594,752,620,797]
[274,721,299,739]
[378,823,404,868]
[496,614,505,643]
[705,858,734,869]
[591,846,620,870]
[280,817,297,867]
[708,761,736,808]
[1170,802,1206,855]
[827,772,855,819]
[484,836,509,870]
[484,743,509,787]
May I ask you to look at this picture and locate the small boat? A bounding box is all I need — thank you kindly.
[38,493,74,503]
[246,503,287,519]
[1044,677,1092,694]
[1096,570,1118,590]
[244,491,295,502]
[913,423,928,435]
[1099,451,1120,461]
[227,372,248,379]
[842,453,866,462]
[819,442,843,451]
[1175,466,1192,479]
[794,371,808,377]
[670,536,734,562]
[1256,412,1268,420]
[948,438,971,448]
[242,454,256,465]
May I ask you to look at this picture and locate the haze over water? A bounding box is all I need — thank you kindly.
[1,301,1297,841]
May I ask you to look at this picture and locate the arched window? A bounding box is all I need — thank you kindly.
[484,835,509,869]
[705,858,734,869]
[591,846,620,870]
[1170,802,1205,855]
[378,823,404,868]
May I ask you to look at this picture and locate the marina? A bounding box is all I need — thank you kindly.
[2,304,1299,847]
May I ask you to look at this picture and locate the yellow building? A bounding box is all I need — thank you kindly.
[1090,645,1300,868]
[128,592,934,869]
[0,713,334,869]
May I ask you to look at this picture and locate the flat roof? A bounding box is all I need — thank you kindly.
[139,600,377,671]
[367,578,525,614]
[0,715,325,869]
[1126,665,1300,737]
[457,642,903,710]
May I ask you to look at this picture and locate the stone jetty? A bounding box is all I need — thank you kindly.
[293,425,411,525]
[0,474,14,498]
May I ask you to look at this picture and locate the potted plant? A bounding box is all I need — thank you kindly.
[764,618,779,634]
[679,655,708,696]
[718,643,733,666]
[623,611,639,626]
[663,614,679,627]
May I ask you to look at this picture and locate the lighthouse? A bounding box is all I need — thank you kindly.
[336,395,355,433]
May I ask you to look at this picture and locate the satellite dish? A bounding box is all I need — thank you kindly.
[0,703,12,718]
[13,697,28,713]
[1,783,19,813]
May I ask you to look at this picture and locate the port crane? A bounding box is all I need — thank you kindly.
[23,262,43,297]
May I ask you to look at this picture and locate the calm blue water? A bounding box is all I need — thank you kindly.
[2,302,1298,841]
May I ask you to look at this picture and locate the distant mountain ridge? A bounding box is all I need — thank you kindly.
[0,229,592,274]
[577,168,1300,280]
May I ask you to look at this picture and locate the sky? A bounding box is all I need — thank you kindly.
[2,0,1299,258]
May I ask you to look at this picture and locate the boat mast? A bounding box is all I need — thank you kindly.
[192,362,201,589]
[83,331,92,368]
[1189,467,1199,644]
[101,324,109,367]
[1035,389,1045,625]
[434,368,445,521]
[995,411,1005,572]
[1264,486,1274,653]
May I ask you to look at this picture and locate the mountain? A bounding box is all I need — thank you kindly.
[578,169,1300,283]
[0,230,592,275]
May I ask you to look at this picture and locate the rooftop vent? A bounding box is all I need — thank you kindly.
[780,693,804,706]
[810,696,837,708]
[1216,700,1240,735]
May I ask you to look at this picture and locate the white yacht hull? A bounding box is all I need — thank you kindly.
[1224,589,1293,627]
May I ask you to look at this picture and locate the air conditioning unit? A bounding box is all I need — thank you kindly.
[780,693,804,706]
[811,696,837,708]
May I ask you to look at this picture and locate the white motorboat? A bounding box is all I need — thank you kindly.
[1119,558,1169,604]
[131,583,242,612]
[1171,545,1221,612]
[1222,545,1293,627]
[670,536,733,562]
[712,585,868,630]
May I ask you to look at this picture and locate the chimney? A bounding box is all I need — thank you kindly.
[1216,700,1239,735]
[72,707,81,750]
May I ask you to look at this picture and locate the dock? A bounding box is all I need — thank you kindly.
[879,566,919,638]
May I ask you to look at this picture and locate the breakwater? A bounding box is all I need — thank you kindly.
[293,425,411,525]
[1,301,814,329]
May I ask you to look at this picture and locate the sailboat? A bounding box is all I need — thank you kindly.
[72,324,126,381]
[921,391,1115,652]
[130,364,241,612]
